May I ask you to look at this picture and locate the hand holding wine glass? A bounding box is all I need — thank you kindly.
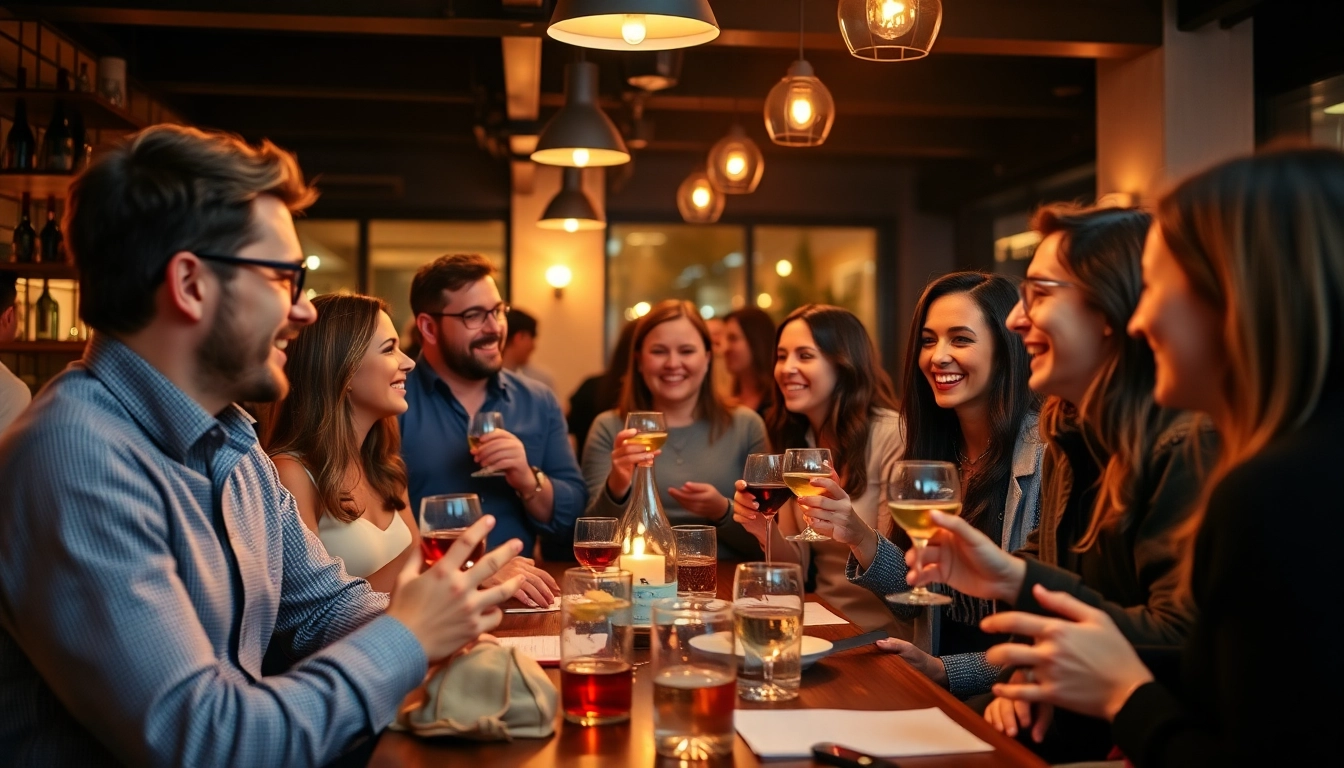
[606,412,667,499]
[902,508,1028,604]
[885,461,959,606]
[468,411,504,477]
[740,453,789,562]
[783,448,832,543]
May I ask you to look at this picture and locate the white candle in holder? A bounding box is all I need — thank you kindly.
[620,536,665,587]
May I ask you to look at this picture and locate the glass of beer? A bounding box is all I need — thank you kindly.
[742,453,790,562]
[419,493,485,568]
[651,597,737,759]
[673,525,717,598]
[574,517,620,572]
[468,411,504,477]
[623,411,667,464]
[732,562,804,701]
[783,447,832,542]
[884,460,961,606]
[560,568,635,726]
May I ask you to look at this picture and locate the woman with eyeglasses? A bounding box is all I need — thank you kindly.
[912,205,1215,763]
[795,273,1044,698]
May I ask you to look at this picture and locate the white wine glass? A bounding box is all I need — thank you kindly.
[732,562,805,701]
[783,447,832,542]
[468,411,504,477]
[884,460,961,607]
[623,411,667,466]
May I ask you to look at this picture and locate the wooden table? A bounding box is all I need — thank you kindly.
[370,562,1046,768]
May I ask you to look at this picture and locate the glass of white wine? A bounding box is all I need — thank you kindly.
[783,447,832,542]
[468,411,504,477]
[884,460,961,607]
[732,562,804,701]
[624,411,668,464]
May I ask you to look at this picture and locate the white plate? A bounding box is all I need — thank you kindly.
[687,633,833,670]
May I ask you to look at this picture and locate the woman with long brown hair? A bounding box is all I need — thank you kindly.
[910,145,1343,767]
[733,304,905,634]
[581,299,768,558]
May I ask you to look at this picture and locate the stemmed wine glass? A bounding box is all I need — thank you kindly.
[884,460,961,606]
[468,411,504,477]
[573,517,620,572]
[742,453,789,563]
[783,448,832,542]
[732,562,805,702]
[624,411,667,464]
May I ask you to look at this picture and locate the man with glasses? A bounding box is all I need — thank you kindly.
[402,254,587,579]
[0,125,523,767]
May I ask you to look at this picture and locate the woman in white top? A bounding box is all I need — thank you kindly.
[733,304,905,634]
[263,294,558,604]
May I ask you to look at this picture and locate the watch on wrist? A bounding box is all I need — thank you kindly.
[519,466,545,502]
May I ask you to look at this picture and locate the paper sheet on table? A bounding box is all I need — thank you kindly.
[803,602,849,626]
[503,596,560,613]
[497,635,560,665]
[734,708,994,759]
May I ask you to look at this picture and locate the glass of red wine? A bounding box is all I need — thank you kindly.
[742,453,790,563]
[573,517,620,572]
[419,493,485,568]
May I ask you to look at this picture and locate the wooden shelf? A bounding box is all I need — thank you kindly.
[0,340,85,353]
[0,171,77,197]
[0,89,144,131]
[1,262,77,279]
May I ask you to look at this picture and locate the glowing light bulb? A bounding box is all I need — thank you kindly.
[634,301,652,317]
[572,148,590,167]
[562,218,579,233]
[786,82,817,130]
[691,184,712,209]
[304,254,321,271]
[724,151,748,181]
[868,0,916,40]
[545,264,573,289]
[775,259,793,277]
[621,14,647,45]
[756,292,773,309]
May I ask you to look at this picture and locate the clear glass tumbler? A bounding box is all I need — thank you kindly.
[651,597,737,760]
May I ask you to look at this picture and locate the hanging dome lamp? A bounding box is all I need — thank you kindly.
[548,0,720,51]
[532,60,631,168]
[538,168,605,232]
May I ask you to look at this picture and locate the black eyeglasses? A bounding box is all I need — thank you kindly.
[1019,277,1075,313]
[422,302,509,331]
[197,253,307,303]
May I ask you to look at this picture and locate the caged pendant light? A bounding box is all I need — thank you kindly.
[532,60,631,168]
[548,0,720,51]
[838,0,943,61]
[538,168,605,232]
[763,0,834,147]
[677,166,724,224]
[706,123,764,194]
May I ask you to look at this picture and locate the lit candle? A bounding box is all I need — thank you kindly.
[619,535,665,587]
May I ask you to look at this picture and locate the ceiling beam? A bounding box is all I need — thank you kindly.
[22,0,1160,59]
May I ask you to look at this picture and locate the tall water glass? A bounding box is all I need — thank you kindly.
[651,597,737,760]
[732,562,804,701]
[560,568,635,726]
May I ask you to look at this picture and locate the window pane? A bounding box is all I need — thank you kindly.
[295,220,359,298]
[752,226,878,333]
[606,223,746,354]
[368,220,507,347]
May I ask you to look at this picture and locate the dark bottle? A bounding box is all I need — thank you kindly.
[76,62,93,93]
[35,279,59,341]
[11,193,37,263]
[39,70,76,172]
[4,67,37,170]
[39,195,62,264]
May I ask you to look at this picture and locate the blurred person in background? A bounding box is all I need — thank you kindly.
[501,306,557,394]
[0,270,31,435]
[721,306,777,418]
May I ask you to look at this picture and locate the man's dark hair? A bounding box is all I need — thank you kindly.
[0,270,17,310]
[409,253,496,316]
[505,307,538,342]
[64,124,318,336]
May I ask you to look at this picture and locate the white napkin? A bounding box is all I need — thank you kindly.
[497,635,560,664]
[734,708,993,759]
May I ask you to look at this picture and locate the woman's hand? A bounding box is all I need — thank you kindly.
[790,465,880,563]
[875,637,949,688]
[668,481,729,520]
[731,479,771,545]
[605,428,661,500]
[480,555,561,608]
[984,669,1053,741]
[982,585,1154,722]
[904,511,1027,603]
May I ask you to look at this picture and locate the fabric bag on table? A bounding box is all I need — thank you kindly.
[390,636,557,740]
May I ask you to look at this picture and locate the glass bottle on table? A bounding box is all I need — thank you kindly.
[742,453,790,562]
[617,411,677,626]
[884,460,961,606]
[783,447,832,542]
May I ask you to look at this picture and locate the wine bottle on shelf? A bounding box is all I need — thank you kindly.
[11,193,37,263]
[35,279,59,341]
[39,70,76,172]
[39,196,62,264]
[76,62,93,93]
[4,67,37,171]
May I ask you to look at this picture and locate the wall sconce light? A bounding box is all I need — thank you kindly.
[546,264,574,298]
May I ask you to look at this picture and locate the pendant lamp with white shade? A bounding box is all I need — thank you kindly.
[548,0,719,51]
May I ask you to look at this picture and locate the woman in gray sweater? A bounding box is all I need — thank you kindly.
[581,299,768,559]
